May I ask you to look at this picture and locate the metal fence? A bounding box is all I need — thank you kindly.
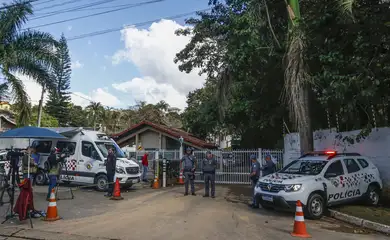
[127,149,284,185]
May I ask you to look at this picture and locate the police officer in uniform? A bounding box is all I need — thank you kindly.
[249,154,260,208]
[202,151,217,198]
[181,147,196,196]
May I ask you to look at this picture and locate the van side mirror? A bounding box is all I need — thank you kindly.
[324,172,337,178]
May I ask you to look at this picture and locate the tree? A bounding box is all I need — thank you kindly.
[29,106,58,127]
[46,33,72,126]
[68,104,88,127]
[86,101,103,130]
[0,0,59,126]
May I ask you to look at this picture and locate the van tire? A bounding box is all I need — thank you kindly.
[305,193,325,220]
[95,174,108,192]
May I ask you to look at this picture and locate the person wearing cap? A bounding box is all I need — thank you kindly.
[262,154,276,176]
[249,154,260,208]
[47,147,61,200]
[181,147,197,196]
[202,151,217,198]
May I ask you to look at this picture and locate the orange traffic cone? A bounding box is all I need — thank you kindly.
[291,200,311,238]
[177,169,184,185]
[110,179,124,200]
[152,175,160,189]
[44,188,61,221]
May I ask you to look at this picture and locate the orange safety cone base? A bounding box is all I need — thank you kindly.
[43,216,61,221]
[152,179,160,189]
[110,196,124,200]
[291,232,311,238]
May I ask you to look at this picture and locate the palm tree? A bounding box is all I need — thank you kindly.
[0,0,58,126]
[86,101,102,130]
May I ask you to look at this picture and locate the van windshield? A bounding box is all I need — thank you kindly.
[95,142,126,158]
[279,159,328,175]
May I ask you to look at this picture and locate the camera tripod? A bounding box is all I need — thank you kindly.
[0,153,33,228]
[55,160,74,200]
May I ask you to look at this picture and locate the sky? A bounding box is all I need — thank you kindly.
[1,0,210,110]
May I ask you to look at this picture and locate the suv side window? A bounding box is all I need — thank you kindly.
[325,160,344,177]
[343,158,361,173]
[81,141,101,161]
[357,158,369,169]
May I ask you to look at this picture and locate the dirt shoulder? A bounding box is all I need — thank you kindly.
[333,205,390,226]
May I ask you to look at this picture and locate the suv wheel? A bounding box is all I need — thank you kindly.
[366,185,380,206]
[95,174,108,192]
[305,193,325,220]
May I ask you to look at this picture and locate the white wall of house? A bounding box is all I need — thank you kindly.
[284,127,390,189]
[211,134,232,149]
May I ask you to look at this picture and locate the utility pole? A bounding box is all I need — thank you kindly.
[37,85,46,127]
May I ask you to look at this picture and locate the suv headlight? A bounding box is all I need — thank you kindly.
[284,184,302,192]
[116,167,126,174]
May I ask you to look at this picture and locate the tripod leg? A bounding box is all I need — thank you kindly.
[29,210,33,228]
[64,164,75,199]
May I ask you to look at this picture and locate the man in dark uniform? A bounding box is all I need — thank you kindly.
[249,154,260,208]
[104,148,117,197]
[202,151,217,198]
[181,147,196,196]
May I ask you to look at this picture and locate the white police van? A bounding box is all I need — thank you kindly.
[254,151,382,219]
[31,127,141,191]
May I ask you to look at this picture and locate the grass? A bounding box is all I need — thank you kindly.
[333,204,390,226]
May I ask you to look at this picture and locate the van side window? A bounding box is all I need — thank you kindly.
[357,159,369,169]
[343,158,361,173]
[56,142,76,155]
[82,141,101,161]
[33,141,52,153]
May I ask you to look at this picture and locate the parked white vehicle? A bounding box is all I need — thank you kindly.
[31,128,141,191]
[254,151,383,219]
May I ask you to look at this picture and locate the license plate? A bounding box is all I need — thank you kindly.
[262,195,273,202]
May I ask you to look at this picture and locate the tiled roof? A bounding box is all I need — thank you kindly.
[0,115,16,125]
[112,120,216,149]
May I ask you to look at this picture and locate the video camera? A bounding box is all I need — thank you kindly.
[56,148,71,162]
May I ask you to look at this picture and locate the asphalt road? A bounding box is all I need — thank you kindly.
[0,184,388,240]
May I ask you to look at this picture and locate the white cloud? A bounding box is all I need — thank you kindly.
[71,60,84,69]
[71,88,120,108]
[67,25,72,31]
[111,19,205,110]
[112,77,187,109]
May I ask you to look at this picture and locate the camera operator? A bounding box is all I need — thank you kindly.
[22,147,38,184]
[46,147,63,200]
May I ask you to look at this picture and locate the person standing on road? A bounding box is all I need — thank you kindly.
[22,147,37,184]
[47,147,61,200]
[104,148,117,197]
[261,154,276,177]
[249,154,260,208]
[202,151,217,198]
[181,147,196,196]
[141,152,149,182]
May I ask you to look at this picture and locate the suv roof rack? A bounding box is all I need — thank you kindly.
[299,151,361,160]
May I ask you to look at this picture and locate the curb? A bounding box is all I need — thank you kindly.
[329,209,390,235]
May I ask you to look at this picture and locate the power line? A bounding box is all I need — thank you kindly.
[31,0,119,19]
[67,8,211,41]
[33,0,83,11]
[25,0,165,29]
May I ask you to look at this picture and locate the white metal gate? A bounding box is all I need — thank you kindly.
[126,149,284,185]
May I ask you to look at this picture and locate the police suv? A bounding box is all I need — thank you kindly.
[254,151,382,219]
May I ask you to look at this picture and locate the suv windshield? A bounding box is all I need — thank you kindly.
[95,142,126,158]
[279,159,328,175]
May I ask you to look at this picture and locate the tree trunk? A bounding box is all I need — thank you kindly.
[299,85,313,153]
[37,85,46,127]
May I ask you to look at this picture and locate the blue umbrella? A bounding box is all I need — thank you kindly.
[0,126,66,139]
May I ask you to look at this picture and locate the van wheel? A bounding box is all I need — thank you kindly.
[95,174,108,192]
[366,185,380,206]
[35,173,47,185]
[305,193,325,220]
